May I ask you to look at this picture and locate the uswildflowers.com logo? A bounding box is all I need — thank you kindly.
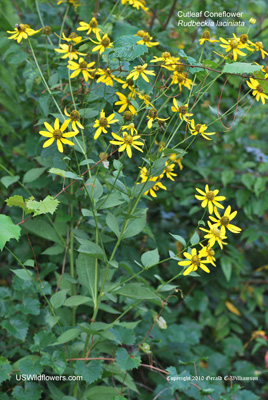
[15,374,83,381]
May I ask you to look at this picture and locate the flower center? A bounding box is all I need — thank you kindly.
[162,52,171,59]
[16,23,28,32]
[220,216,229,226]
[256,85,264,93]
[79,61,88,69]
[165,165,173,172]
[202,30,211,39]
[137,30,146,37]
[126,78,135,87]
[256,41,263,49]
[239,34,248,44]
[177,73,185,82]
[175,64,185,73]
[179,105,188,115]
[123,111,133,121]
[148,108,158,118]
[229,39,239,49]
[195,124,202,132]
[99,117,108,127]
[101,37,110,47]
[264,67,268,72]
[70,110,80,121]
[90,18,98,28]
[211,226,221,237]
[206,191,215,201]
[68,45,76,53]
[143,34,151,42]
[43,25,51,35]
[207,248,215,256]
[53,129,62,139]
[191,255,200,265]
[124,134,133,144]
[135,65,144,72]
[69,32,78,39]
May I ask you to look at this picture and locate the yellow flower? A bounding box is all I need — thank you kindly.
[64,108,84,132]
[143,178,167,197]
[93,110,119,140]
[67,57,95,81]
[57,0,80,10]
[219,34,246,61]
[137,92,153,107]
[136,31,158,47]
[122,123,137,135]
[200,222,228,250]
[209,205,242,235]
[56,31,82,44]
[150,52,173,64]
[110,132,144,158]
[249,18,256,24]
[249,41,268,59]
[169,154,183,170]
[189,120,216,140]
[199,244,216,267]
[7,23,41,43]
[171,99,193,121]
[96,68,117,87]
[199,30,219,45]
[127,63,155,83]
[91,33,113,54]
[162,162,177,181]
[246,78,268,105]
[195,184,226,214]
[261,65,268,79]
[139,167,150,182]
[55,44,86,60]
[170,72,195,90]
[121,0,148,12]
[147,108,168,129]
[115,92,136,115]
[77,18,101,36]
[39,118,78,153]
[178,248,211,275]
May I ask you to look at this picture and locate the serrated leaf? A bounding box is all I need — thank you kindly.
[13,383,42,400]
[166,367,191,392]
[112,35,148,61]
[26,196,59,217]
[222,62,261,74]
[116,348,141,371]
[1,316,29,341]
[0,215,21,251]
[74,360,103,384]
[0,357,12,385]
[18,357,43,375]
[141,248,159,267]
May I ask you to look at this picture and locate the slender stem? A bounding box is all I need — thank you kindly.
[35,0,53,46]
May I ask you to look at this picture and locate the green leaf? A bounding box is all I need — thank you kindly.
[221,257,232,282]
[48,168,83,180]
[254,177,268,197]
[76,254,97,302]
[50,289,69,309]
[0,357,12,385]
[40,350,67,375]
[64,295,91,307]
[0,215,21,251]
[77,239,106,260]
[85,177,103,201]
[123,214,146,239]
[11,269,33,281]
[96,193,125,210]
[13,383,43,400]
[1,316,29,341]
[79,108,99,118]
[106,212,120,238]
[18,357,43,375]
[141,248,159,267]
[190,231,199,245]
[74,360,103,384]
[166,367,191,392]
[53,328,81,345]
[1,175,20,188]
[113,283,158,299]
[23,167,47,183]
[5,195,25,208]
[116,348,141,372]
[30,331,57,351]
[112,35,148,61]
[222,62,262,74]
[221,170,234,187]
[26,196,60,217]
[85,386,120,400]
[169,233,186,247]
[241,174,255,191]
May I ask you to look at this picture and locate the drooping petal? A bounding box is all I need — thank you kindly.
[43,138,55,148]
